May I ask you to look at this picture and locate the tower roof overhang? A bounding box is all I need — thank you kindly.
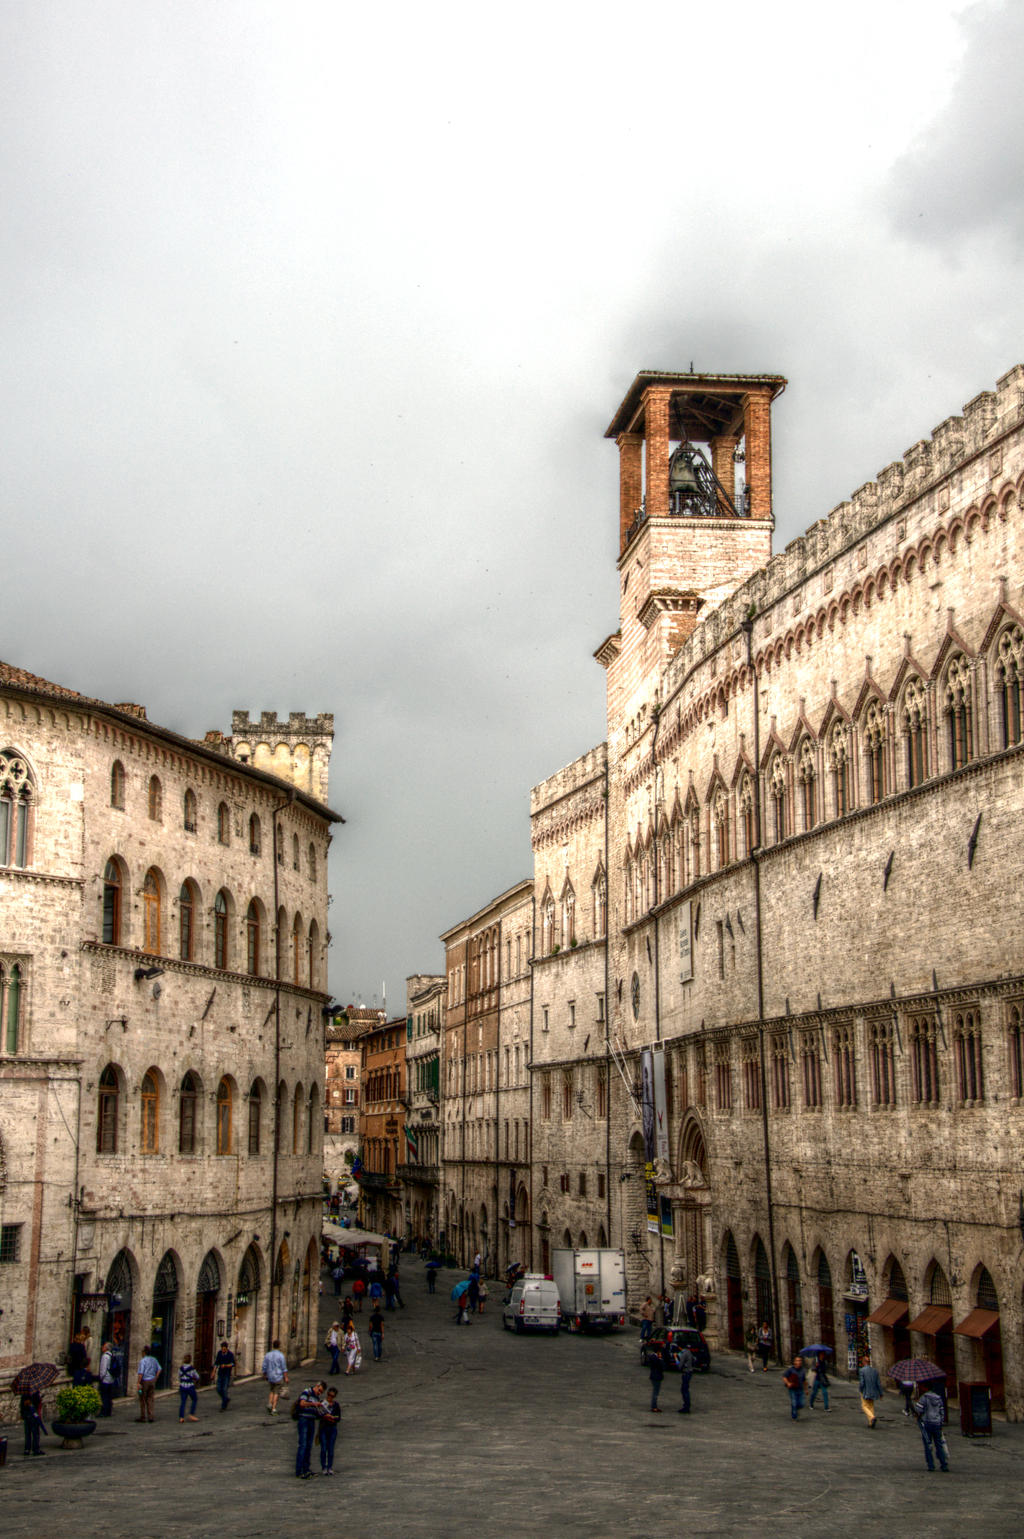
[605,371,787,441]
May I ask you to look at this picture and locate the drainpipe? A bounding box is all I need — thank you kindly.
[742,616,782,1361]
[267,789,295,1353]
[650,704,665,1299]
[603,756,612,1248]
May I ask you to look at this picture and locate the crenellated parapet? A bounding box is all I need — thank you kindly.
[229,710,334,804]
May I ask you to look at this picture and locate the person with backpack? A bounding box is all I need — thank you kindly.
[782,1355,806,1420]
[177,1355,200,1422]
[20,1391,47,1456]
[913,1386,950,1471]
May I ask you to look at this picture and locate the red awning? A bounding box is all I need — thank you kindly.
[866,1297,909,1328]
[953,1308,1000,1339]
[907,1305,953,1335]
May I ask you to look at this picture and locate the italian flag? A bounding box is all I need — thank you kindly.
[405,1125,419,1157]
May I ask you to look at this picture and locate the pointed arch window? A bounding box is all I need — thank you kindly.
[110,760,125,809]
[909,1013,940,1106]
[179,880,197,961]
[834,1024,856,1108]
[560,882,576,947]
[217,802,231,845]
[903,677,929,788]
[216,1079,233,1155]
[592,869,607,938]
[102,859,123,946]
[246,900,261,976]
[769,756,787,844]
[0,750,34,869]
[738,775,755,858]
[953,1010,984,1104]
[292,833,300,871]
[248,1081,262,1155]
[147,775,162,822]
[308,842,317,881]
[97,1066,119,1153]
[827,723,850,818]
[214,890,229,970]
[944,655,973,770]
[798,738,817,831]
[307,920,319,990]
[542,892,555,953]
[179,1071,199,1154]
[712,787,729,869]
[183,787,197,833]
[2,962,23,1054]
[688,803,701,880]
[997,625,1024,748]
[870,1018,897,1108]
[863,699,887,804]
[249,813,261,855]
[292,914,303,984]
[142,869,161,954]
[140,1071,159,1154]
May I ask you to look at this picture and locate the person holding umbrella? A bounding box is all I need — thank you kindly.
[799,1344,833,1411]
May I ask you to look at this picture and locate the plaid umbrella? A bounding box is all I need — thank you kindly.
[887,1357,946,1383]
[11,1362,60,1394]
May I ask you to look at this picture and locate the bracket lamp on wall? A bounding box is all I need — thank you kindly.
[134,965,165,982]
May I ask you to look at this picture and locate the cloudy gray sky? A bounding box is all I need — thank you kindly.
[2,0,1020,1009]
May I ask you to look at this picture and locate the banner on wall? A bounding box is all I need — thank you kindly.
[640,1049,655,1161]
[652,1047,669,1163]
[659,1197,674,1240]
[645,1162,659,1234]
[679,901,693,983]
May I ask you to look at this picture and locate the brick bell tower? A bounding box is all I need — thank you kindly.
[597,371,787,726]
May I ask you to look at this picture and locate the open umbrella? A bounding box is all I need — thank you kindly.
[11,1362,59,1394]
[798,1344,833,1356]
[888,1357,946,1383]
[450,1280,470,1302]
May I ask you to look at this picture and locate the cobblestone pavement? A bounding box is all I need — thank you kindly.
[3,1263,1022,1538]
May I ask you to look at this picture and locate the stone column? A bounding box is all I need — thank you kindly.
[743,389,773,521]
[644,389,672,520]
[618,433,643,552]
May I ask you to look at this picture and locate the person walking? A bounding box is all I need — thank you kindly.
[467,1274,480,1315]
[639,1296,655,1343]
[858,1360,884,1427]
[648,1337,666,1412]
[426,1256,439,1293]
[261,1339,289,1414]
[214,1340,235,1411]
[898,1373,916,1417]
[319,1386,341,1475]
[677,1343,695,1414]
[352,1274,366,1312]
[744,1323,758,1373]
[756,1322,773,1372]
[343,1322,361,1374]
[97,1340,117,1417]
[369,1305,384,1361]
[384,1272,397,1311]
[177,1356,200,1422]
[912,1386,950,1472]
[19,1391,46,1456]
[326,1322,342,1375]
[135,1345,162,1422]
[808,1353,831,1411]
[477,1280,488,1314]
[332,1261,343,1297]
[294,1381,325,1480]
[391,1267,405,1308]
[783,1355,806,1420]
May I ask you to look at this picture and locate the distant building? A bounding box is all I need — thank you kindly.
[324,1006,383,1191]
[357,1014,407,1235]
[402,974,444,1246]
[0,664,340,1400]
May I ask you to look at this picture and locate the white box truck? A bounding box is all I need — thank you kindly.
[551,1247,626,1332]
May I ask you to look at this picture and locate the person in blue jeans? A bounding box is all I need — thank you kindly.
[784,1356,806,1420]
[648,1340,666,1412]
[295,1382,325,1479]
[319,1386,340,1475]
[369,1306,384,1361]
[20,1392,46,1455]
[809,1354,830,1411]
[326,1322,341,1375]
[913,1387,950,1471]
[677,1345,695,1413]
[178,1357,200,1422]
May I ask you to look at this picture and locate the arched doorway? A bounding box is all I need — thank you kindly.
[151,1252,179,1388]
[783,1244,803,1357]
[955,1266,1003,1410]
[814,1250,836,1358]
[272,1240,290,1348]
[235,1244,262,1375]
[909,1262,956,1398]
[674,1119,709,1297]
[867,1255,911,1371]
[103,1250,134,1397]
[752,1237,773,1333]
[723,1232,743,1349]
[195,1251,221,1383]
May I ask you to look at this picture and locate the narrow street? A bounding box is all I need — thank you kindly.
[3,1259,1022,1538]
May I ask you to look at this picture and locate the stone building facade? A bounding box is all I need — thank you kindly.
[324,1009,382,1191]
[440,881,532,1271]
[356,1014,407,1235]
[0,663,340,1401]
[518,364,1024,1416]
[402,974,444,1247]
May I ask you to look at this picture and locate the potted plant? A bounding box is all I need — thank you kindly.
[52,1383,101,1447]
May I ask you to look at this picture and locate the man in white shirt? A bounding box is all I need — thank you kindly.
[261,1340,289,1414]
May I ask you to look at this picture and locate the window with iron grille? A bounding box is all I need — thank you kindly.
[0,1224,22,1263]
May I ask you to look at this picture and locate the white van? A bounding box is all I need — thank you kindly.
[502,1273,561,1334]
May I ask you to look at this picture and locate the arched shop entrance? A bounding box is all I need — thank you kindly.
[151,1252,179,1389]
[195,1251,221,1383]
[103,1250,134,1397]
[234,1245,261,1375]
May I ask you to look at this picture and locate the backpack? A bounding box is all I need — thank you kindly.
[291,1398,302,1421]
[783,1369,800,1389]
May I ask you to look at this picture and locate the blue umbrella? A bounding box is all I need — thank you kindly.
[450,1280,470,1301]
[798,1344,833,1355]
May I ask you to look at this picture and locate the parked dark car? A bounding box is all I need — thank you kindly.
[639,1325,711,1372]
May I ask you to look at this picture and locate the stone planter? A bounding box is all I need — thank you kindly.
[51,1419,97,1449]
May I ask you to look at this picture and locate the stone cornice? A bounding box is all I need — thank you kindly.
[80,940,329,1002]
